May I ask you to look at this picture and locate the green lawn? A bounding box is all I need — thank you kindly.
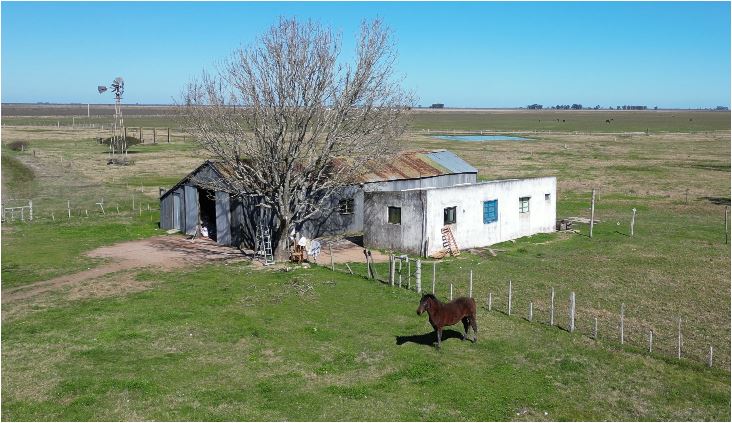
[2,264,729,421]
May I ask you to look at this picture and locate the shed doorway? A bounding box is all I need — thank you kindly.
[198,188,217,241]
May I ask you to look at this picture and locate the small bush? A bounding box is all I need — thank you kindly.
[6,141,29,151]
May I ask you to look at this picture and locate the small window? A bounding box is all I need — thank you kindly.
[444,206,457,225]
[388,206,401,225]
[545,193,551,201]
[338,198,354,215]
[483,200,498,224]
[519,197,530,213]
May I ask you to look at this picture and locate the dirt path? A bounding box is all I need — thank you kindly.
[2,235,389,304]
[2,236,246,303]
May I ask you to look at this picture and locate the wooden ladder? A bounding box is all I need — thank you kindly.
[441,226,460,256]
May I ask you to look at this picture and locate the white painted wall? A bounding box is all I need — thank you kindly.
[423,177,556,255]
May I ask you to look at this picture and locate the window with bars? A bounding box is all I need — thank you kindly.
[338,198,354,215]
[519,197,530,213]
[483,199,498,224]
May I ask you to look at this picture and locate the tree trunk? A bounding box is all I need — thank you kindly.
[273,216,291,261]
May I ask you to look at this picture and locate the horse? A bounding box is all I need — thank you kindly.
[416,293,477,349]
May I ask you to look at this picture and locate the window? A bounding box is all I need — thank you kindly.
[519,197,530,213]
[483,200,498,224]
[444,206,457,225]
[388,206,401,225]
[545,193,551,201]
[338,198,354,215]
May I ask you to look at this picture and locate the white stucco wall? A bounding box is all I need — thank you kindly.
[423,177,556,255]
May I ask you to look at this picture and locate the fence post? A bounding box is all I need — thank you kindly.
[569,292,575,332]
[415,259,422,294]
[28,200,33,221]
[528,301,533,322]
[631,208,637,236]
[488,292,492,311]
[620,303,625,344]
[450,283,453,301]
[593,317,598,339]
[677,318,682,359]
[398,259,402,288]
[167,127,171,143]
[432,261,436,294]
[590,189,596,238]
[725,206,728,244]
[469,270,473,298]
[407,258,411,289]
[708,346,713,368]
[153,127,157,144]
[649,330,653,353]
[329,243,334,271]
[67,200,71,219]
[508,280,512,315]
[550,287,555,326]
[389,255,395,286]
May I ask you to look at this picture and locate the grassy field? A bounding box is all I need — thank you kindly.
[1,110,730,420]
[2,265,729,421]
[3,104,730,133]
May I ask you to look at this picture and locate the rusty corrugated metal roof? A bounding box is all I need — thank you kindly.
[357,150,476,183]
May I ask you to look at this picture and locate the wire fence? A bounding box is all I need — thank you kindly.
[318,251,730,371]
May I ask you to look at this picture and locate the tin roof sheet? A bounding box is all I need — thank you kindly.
[357,150,476,183]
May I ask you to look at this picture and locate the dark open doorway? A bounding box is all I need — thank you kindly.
[198,188,217,241]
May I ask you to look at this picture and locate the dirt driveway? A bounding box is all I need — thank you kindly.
[2,235,389,304]
[2,236,246,303]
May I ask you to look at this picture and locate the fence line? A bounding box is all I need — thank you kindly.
[318,258,729,371]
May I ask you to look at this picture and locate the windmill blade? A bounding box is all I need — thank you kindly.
[97,85,108,94]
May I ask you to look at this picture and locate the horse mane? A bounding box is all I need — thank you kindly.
[421,293,439,302]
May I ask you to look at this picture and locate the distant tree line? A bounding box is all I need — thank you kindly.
[526,104,657,110]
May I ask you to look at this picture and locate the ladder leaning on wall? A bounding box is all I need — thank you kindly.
[441,226,461,257]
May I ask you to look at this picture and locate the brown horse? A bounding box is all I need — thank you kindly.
[416,293,477,348]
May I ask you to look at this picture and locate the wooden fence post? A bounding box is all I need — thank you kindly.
[432,261,436,294]
[450,284,453,301]
[649,330,653,353]
[407,258,411,289]
[469,270,473,298]
[488,292,492,311]
[593,317,598,339]
[677,318,682,359]
[590,189,596,238]
[569,292,575,332]
[167,127,171,143]
[67,200,71,219]
[620,303,625,344]
[153,127,157,144]
[329,243,334,271]
[528,301,533,322]
[508,280,512,316]
[398,259,402,288]
[631,208,637,236]
[708,346,713,368]
[725,206,728,244]
[415,259,422,294]
[389,255,395,286]
[550,287,555,326]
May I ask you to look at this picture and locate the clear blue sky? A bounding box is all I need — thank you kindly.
[2,1,730,108]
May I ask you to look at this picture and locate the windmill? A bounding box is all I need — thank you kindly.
[98,77,127,162]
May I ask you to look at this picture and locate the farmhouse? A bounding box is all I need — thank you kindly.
[158,150,556,256]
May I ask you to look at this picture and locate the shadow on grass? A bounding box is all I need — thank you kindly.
[395,329,464,346]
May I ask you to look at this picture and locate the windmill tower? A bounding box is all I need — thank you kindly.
[98,77,127,161]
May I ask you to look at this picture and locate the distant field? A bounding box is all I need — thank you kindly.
[3,104,730,133]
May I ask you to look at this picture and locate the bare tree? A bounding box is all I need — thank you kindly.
[180,18,413,260]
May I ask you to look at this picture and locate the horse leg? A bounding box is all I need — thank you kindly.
[471,313,478,343]
[435,327,442,349]
[461,317,470,341]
